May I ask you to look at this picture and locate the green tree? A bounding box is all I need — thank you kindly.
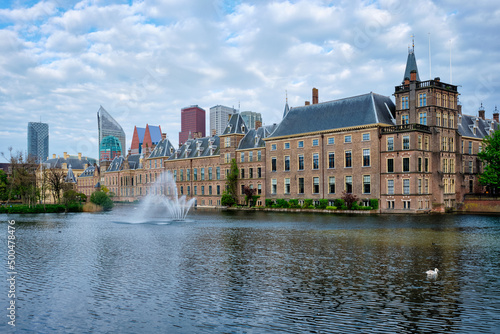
[90,191,114,211]
[0,170,9,201]
[224,158,239,205]
[1,147,38,206]
[478,129,500,193]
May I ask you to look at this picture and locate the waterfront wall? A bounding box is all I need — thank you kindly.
[460,197,500,213]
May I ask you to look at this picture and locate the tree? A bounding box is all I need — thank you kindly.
[242,185,257,206]
[90,191,114,211]
[0,170,9,201]
[225,158,239,205]
[46,168,66,204]
[341,191,358,209]
[478,130,500,194]
[1,147,38,206]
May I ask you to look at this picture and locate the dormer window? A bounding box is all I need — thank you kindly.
[241,125,245,133]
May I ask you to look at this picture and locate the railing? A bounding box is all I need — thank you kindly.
[395,80,458,93]
[381,123,431,134]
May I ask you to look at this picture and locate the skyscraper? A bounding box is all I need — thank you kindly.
[240,111,262,129]
[97,106,126,163]
[210,105,237,136]
[179,105,206,145]
[27,122,49,163]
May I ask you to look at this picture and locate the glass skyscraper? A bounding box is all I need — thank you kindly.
[97,106,126,163]
[27,122,49,163]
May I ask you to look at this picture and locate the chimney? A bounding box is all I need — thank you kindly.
[434,77,440,82]
[478,108,485,120]
[410,70,417,82]
[161,133,167,140]
[64,152,68,159]
[404,77,410,85]
[78,152,82,160]
[312,88,318,104]
[305,101,310,106]
[255,120,262,129]
[494,107,499,122]
[458,104,462,115]
[52,154,56,159]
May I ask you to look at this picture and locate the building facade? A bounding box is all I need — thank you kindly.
[210,105,236,136]
[28,122,49,163]
[179,105,206,146]
[97,106,126,163]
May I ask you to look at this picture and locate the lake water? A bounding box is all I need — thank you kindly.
[1,208,499,333]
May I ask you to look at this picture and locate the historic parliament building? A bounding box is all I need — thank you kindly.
[77,47,499,213]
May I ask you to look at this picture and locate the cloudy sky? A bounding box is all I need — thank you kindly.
[1,0,499,160]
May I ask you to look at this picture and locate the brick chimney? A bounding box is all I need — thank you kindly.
[478,104,485,120]
[312,88,318,104]
[52,154,56,159]
[305,101,310,106]
[78,152,82,160]
[434,77,440,82]
[404,77,410,85]
[494,106,499,123]
[255,120,262,129]
[161,133,167,140]
[63,152,68,159]
[410,70,417,82]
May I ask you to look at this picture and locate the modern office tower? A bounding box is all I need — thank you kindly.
[179,105,206,146]
[240,111,262,129]
[27,122,49,163]
[97,106,126,163]
[210,105,237,136]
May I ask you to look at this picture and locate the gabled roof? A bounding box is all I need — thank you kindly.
[269,92,395,138]
[458,114,500,139]
[44,155,97,170]
[136,127,146,142]
[65,165,77,183]
[149,138,176,158]
[168,136,220,161]
[147,125,162,143]
[127,154,142,170]
[238,124,278,150]
[79,165,98,178]
[107,156,124,172]
[222,113,248,135]
[403,49,420,82]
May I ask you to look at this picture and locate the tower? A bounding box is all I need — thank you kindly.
[97,106,126,163]
[27,122,49,163]
[179,105,206,146]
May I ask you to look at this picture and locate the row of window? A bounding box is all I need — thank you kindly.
[241,183,263,195]
[399,93,455,110]
[270,133,371,151]
[172,167,221,181]
[240,167,262,179]
[386,178,430,195]
[271,150,372,171]
[270,175,371,195]
[239,150,262,162]
[462,140,481,155]
[400,111,456,128]
[386,135,430,151]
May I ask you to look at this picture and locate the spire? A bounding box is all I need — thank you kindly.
[403,36,420,82]
[283,90,290,118]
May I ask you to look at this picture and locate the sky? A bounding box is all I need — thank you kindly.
[1,0,499,160]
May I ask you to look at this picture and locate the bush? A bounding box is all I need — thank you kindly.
[303,199,313,209]
[251,195,260,207]
[308,205,315,209]
[288,199,299,208]
[90,191,114,211]
[265,199,275,207]
[351,201,360,210]
[326,206,337,210]
[370,199,379,210]
[334,198,345,208]
[317,199,328,209]
[361,206,373,210]
[341,191,359,209]
[221,191,236,207]
[276,199,290,208]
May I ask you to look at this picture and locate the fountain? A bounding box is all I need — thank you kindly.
[134,171,196,222]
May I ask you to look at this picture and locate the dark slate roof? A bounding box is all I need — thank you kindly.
[403,50,420,82]
[44,155,97,170]
[238,124,279,149]
[127,154,142,170]
[458,114,500,139]
[65,165,77,183]
[107,156,124,172]
[222,113,248,135]
[168,136,220,160]
[283,101,290,118]
[79,165,98,178]
[148,125,162,143]
[269,92,395,138]
[149,138,176,158]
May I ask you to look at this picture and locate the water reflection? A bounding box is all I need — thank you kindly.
[0,210,499,333]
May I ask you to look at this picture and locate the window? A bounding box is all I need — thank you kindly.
[271,144,277,151]
[201,168,205,180]
[328,137,335,145]
[225,137,231,148]
[187,186,190,195]
[345,176,353,193]
[418,178,422,194]
[403,157,410,172]
[469,180,473,193]
[418,135,422,150]
[257,184,262,195]
[363,175,371,194]
[312,139,319,146]
[284,142,290,149]
[249,151,253,162]
[328,152,335,168]
[298,141,304,148]
[444,178,448,194]
[425,179,429,194]
[224,153,231,163]
[450,114,454,128]
[298,178,304,194]
[387,158,394,173]
[186,169,190,181]
[194,186,197,195]
[298,155,304,170]
[443,113,448,127]
[387,179,394,195]
[241,184,245,195]
[403,179,410,194]
[401,96,408,109]
[363,149,370,167]
[403,135,410,150]
[425,158,429,172]
[387,200,395,209]
[387,137,394,151]
[313,153,319,169]
[258,150,261,161]
[469,161,473,173]
[329,177,335,194]
[257,167,262,178]
[216,167,220,180]
[217,185,220,195]
[284,178,290,194]
[436,112,441,126]
[402,115,409,125]
[173,170,177,181]
[344,135,352,143]
[418,157,422,172]
[403,200,411,209]
[468,141,472,154]
[201,186,205,195]
[284,156,290,171]
[208,167,212,180]
[313,177,320,194]
[180,169,184,181]
[425,136,429,150]
[240,152,245,162]
[419,93,427,107]
[209,185,212,195]
[241,169,245,179]
[362,133,370,141]
[272,157,277,172]
[442,159,448,173]
[180,186,183,195]
[345,151,352,168]
[271,179,277,194]
[249,168,253,178]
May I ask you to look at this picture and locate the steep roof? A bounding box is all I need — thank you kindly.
[403,49,420,82]
[44,155,97,170]
[238,124,279,150]
[127,154,142,170]
[107,156,124,172]
[222,113,248,135]
[458,114,500,139]
[269,92,395,138]
[65,165,77,183]
[147,125,162,143]
[149,138,176,158]
[168,136,220,160]
[136,127,146,142]
[283,101,290,118]
[79,165,98,178]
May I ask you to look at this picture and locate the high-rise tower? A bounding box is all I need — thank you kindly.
[210,105,237,136]
[97,106,126,163]
[27,122,49,163]
[179,105,206,145]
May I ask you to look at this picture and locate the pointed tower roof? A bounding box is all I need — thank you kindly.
[65,164,77,183]
[283,90,290,118]
[403,47,420,82]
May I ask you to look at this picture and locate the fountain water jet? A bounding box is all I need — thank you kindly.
[135,171,196,221]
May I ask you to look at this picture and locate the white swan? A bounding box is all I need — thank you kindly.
[426,268,439,276]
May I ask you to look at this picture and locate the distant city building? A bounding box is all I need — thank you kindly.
[97,106,126,163]
[179,105,205,146]
[240,111,262,129]
[27,122,49,163]
[130,124,163,154]
[210,105,236,136]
